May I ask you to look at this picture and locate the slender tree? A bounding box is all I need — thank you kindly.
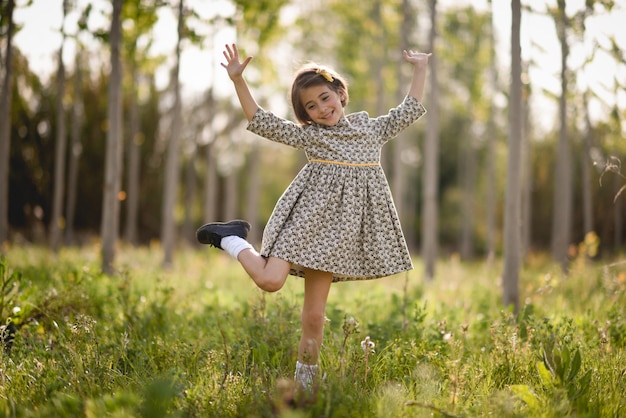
[391,0,413,243]
[614,174,623,249]
[485,0,498,264]
[521,69,533,258]
[202,91,217,228]
[0,0,16,248]
[181,147,197,244]
[244,144,262,245]
[49,0,70,251]
[224,167,238,220]
[441,7,491,260]
[122,0,162,246]
[459,128,477,260]
[101,0,124,274]
[124,63,141,245]
[422,0,439,281]
[371,0,387,173]
[65,4,91,245]
[597,15,626,253]
[550,0,572,271]
[577,1,616,247]
[161,0,184,268]
[582,94,594,238]
[502,0,523,312]
[65,46,84,245]
[607,36,625,252]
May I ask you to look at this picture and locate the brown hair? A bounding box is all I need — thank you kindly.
[290,63,349,125]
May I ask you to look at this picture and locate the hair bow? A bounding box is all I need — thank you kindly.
[315,68,334,82]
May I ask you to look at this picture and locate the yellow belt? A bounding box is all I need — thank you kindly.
[308,159,380,167]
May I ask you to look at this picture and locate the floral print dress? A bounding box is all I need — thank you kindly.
[247,95,426,282]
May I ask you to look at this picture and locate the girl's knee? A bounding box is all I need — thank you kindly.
[254,274,286,292]
[301,309,325,331]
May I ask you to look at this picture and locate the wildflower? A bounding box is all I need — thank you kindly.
[343,316,359,336]
[361,336,375,354]
[361,336,376,380]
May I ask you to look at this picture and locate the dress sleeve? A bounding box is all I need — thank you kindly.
[246,108,309,149]
[371,95,427,143]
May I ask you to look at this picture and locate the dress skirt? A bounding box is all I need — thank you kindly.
[260,161,412,282]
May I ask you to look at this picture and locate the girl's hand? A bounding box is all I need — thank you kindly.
[221,43,253,80]
[403,49,431,69]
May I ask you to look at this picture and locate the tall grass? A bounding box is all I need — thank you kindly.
[0,244,624,417]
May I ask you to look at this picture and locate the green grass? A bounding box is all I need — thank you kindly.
[0,244,624,417]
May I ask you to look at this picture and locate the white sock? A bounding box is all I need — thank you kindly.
[220,235,254,260]
[294,361,318,390]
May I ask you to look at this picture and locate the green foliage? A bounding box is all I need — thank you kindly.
[231,0,290,46]
[0,246,624,417]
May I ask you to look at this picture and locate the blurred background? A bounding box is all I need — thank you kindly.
[1,0,625,266]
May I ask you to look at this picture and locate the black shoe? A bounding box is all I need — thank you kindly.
[196,220,251,249]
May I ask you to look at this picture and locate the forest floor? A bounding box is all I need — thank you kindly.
[0,244,624,417]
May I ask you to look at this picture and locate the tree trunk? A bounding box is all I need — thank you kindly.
[0,0,15,247]
[124,63,141,246]
[181,149,197,245]
[422,0,439,281]
[521,78,532,258]
[203,142,218,224]
[485,1,497,264]
[50,2,69,251]
[614,174,623,251]
[244,143,262,245]
[372,0,387,172]
[65,48,84,245]
[224,170,238,221]
[550,0,572,271]
[202,90,218,226]
[392,0,412,245]
[101,0,124,274]
[161,0,184,268]
[502,0,522,313]
[582,95,593,237]
[485,112,496,262]
[459,127,476,260]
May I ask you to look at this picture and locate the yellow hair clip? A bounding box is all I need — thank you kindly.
[315,68,334,82]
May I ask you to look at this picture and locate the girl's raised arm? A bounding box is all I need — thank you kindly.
[403,49,431,102]
[221,44,259,121]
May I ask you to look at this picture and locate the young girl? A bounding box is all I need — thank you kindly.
[198,43,430,391]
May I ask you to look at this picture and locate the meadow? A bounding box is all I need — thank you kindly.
[0,244,624,417]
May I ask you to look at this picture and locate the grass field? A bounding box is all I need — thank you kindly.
[0,244,624,417]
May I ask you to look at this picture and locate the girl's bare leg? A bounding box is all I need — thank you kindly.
[237,250,291,292]
[293,268,332,391]
[298,268,333,364]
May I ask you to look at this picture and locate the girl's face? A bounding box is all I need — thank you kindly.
[300,85,345,126]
